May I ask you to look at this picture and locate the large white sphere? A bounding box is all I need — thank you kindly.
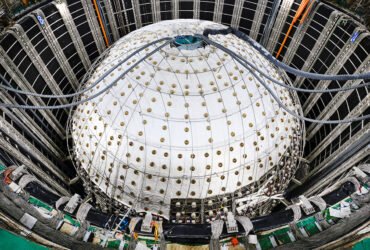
[72,20,302,218]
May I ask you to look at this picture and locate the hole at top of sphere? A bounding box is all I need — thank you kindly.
[172,35,205,50]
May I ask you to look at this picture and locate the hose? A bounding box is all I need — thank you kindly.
[232,51,370,123]
[199,35,370,93]
[0,37,171,99]
[1,27,369,112]
[203,28,370,81]
[0,40,172,110]
[2,29,369,101]
[202,36,370,124]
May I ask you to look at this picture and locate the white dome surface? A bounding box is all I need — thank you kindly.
[72,20,301,217]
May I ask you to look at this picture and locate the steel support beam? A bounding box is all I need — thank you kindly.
[29,11,79,90]
[193,0,200,20]
[283,2,321,65]
[304,135,370,196]
[0,47,66,138]
[0,115,69,183]
[309,121,370,173]
[230,0,243,29]
[52,1,91,70]
[79,0,106,54]
[9,26,69,105]
[0,92,65,159]
[250,0,268,41]
[303,28,367,114]
[172,0,179,19]
[213,0,224,24]
[151,0,161,23]
[131,0,142,29]
[294,12,343,87]
[261,0,281,47]
[120,1,130,33]
[266,0,294,52]
[306,56,370,140]
[103,0,120,41]
[306,94,370,162]
[111,0,126,35]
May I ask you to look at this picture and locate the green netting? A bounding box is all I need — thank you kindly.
[106,239,122,248]
[258,234,275,250]
[64,214,80,227]
[273,227,294,244]
[0,228,48,250]
[296,216,321,236]
[324,197,353,222]
[28,196,53,212]
[88,226,98,232]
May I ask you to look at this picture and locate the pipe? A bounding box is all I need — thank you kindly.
[92,0,110,47]
[0,39,172,109]
[0,37,170,99]
[276,0,311,59]
[199,35,370,124]
[202,28,370,80]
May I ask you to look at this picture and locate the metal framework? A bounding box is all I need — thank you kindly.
[0,0,367,217]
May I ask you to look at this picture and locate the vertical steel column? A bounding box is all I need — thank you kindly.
[261,0,282,47]
[213,0,224,24]
[172,0,179,19]
[0,116,69,184]
[306,56,370,140]
[53,1,91,70]
[250,0,269,40]
[0,136,70,196]
[230,0,244,29]
[0,48,66,138]
[30,11,79,90]
[9,26,69,105]
[0,92,64,159]
[282,2,320,65]
[131,0,142,29]
[112,0,126,35]
[152,0,161,23]
[304,144,370,196]
[80,0,106,54]
[193,0,200,20]
[303,27,367,114]
[307,100,370,163]
[119,0,130,33]
[266,0,295,52]
[294,11,343,87]
[103,0,120,41]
